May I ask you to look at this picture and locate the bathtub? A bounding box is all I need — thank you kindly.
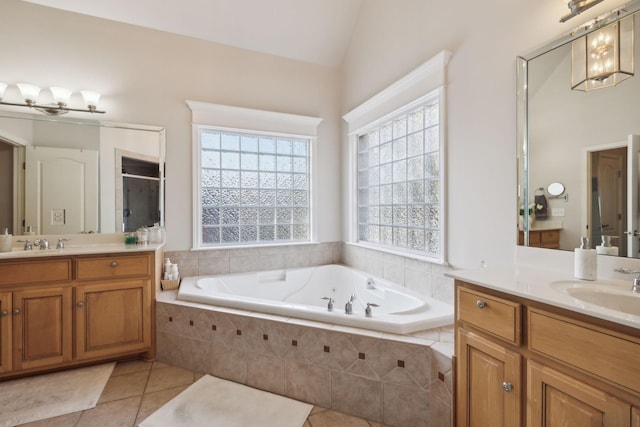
[177,264,453,334]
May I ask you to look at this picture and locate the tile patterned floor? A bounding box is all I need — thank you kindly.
[17,359,388,427]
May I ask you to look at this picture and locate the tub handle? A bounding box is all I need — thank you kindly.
[321,297,334,312]
[365,302,380,317]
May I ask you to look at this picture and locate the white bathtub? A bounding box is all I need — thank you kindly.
[177,264,453,334]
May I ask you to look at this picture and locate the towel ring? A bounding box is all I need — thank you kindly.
[534,187,545,196]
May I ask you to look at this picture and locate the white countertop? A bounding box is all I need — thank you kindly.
[0,240,163,259]
[447,262,640,330]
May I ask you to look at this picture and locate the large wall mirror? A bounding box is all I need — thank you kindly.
[518,0,640,258]
[0,111,165,236]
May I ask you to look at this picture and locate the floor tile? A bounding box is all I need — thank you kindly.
[144,365,195,393]
[76,396,141,427]
[307,409,372,427]
[17,411,82,427]
[98,370,149,404]
[135,385,190,425]
[111,359,153,377]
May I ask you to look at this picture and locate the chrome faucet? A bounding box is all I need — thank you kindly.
[34,238,49,250]
[322,297,334,312]
[345,294,356,315]
[613,268,640,293]
[365,302,379,317]
[17,239,32,250]
[56,238,69,249]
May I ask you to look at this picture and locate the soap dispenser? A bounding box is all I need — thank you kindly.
[574,237,597,280]
[0,228,12,253]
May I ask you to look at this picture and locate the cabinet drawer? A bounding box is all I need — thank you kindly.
[0,259,71,286]
[529,308,640,394]
[540,230,559,244]
[457,287,521,345]
[76,255,150,281]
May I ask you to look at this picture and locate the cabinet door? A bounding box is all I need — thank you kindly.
[456,328,522,427]
[75,279,151,360]
[13,286,73,370]
[527,361,630,426]
[0,291,12,373]
[633,407,640,427]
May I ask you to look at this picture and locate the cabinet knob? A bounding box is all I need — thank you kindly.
[502,381,513,392]
[77,301,84,308]
[111,261,118,268]
[0,310,7,316]
[476,300,487,309]
[12,308,20,315]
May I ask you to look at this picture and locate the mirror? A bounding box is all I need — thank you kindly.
[0,111,165,236]
[517,0,640,257]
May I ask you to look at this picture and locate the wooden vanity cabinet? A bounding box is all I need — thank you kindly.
[75,255,152,360]
[455,280,640,427]
[0,252,154,379]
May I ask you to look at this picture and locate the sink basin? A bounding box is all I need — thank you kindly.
[551,280,640,316]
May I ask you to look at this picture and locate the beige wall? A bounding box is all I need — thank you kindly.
[339,0,628,269]
[1,0,342,250]
[2,0,631,268]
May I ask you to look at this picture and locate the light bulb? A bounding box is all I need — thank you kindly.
[81,90,101,111]
[50,87,72,106]
[17,83,41,105]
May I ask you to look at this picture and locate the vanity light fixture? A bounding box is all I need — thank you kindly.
[571,14,634,91]
[0,82,105,115]
[560,0,604,23]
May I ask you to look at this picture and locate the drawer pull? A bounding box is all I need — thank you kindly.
[77,301,84,308]
[111,261,118,268]
[476,300,487,309]
[0,310,7,316]
[502,381,513,392]
[12,308,20,315]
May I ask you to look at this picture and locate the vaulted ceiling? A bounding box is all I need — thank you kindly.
[22,0,364,68]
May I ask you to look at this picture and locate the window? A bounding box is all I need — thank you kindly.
[343,51,450,262]
[356,93,442,258]
[196,127,311,247]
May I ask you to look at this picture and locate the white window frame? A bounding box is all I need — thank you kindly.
[343,50,451,263]
[188,101,322,250]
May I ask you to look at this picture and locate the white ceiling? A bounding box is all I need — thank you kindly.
[22,0,363,68]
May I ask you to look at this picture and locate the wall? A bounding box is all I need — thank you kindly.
[339,0,629,270]
[0,0,342,250]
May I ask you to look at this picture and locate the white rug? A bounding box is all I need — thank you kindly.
[0,362,114,427]
[139,375,312,427]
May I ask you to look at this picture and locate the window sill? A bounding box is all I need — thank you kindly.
[191,241,320,251]
[346,241,448,266]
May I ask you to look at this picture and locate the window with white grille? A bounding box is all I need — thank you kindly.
[196,127,311,247]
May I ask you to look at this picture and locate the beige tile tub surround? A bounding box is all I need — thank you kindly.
[156,297,453,427]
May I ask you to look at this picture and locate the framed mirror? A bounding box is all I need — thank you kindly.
[0,111,165,236]
[518,0,640,258]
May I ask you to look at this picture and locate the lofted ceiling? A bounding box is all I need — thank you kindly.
[22,0,364,68]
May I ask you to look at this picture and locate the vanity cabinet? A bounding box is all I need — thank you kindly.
[455,281,640,427]
[0,252,154,379]
[518,229,560,249]
[75,255,151,360]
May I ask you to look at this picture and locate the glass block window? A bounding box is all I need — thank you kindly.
[197,128,311,246]
[357,94,442,258]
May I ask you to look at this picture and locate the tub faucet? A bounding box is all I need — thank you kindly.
[322,297,334,312]
[614,268,640,293]
[365,302,380,317]
[366,278,376,289]
[345,294,356,315]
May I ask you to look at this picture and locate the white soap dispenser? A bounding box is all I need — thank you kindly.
[0,228,12,253]
[574,237,597,280]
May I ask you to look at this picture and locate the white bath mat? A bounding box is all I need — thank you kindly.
[0,362,114,427]
[139,375,312,427]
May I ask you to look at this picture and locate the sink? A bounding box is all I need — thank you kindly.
[551,280,640,316]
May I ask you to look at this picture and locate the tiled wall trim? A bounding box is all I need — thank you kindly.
[164,241,454,305]
[156,299,453,427]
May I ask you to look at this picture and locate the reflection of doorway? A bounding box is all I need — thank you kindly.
[589,147,626,256]
[0,140,14,233]
[116,152,160,232]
